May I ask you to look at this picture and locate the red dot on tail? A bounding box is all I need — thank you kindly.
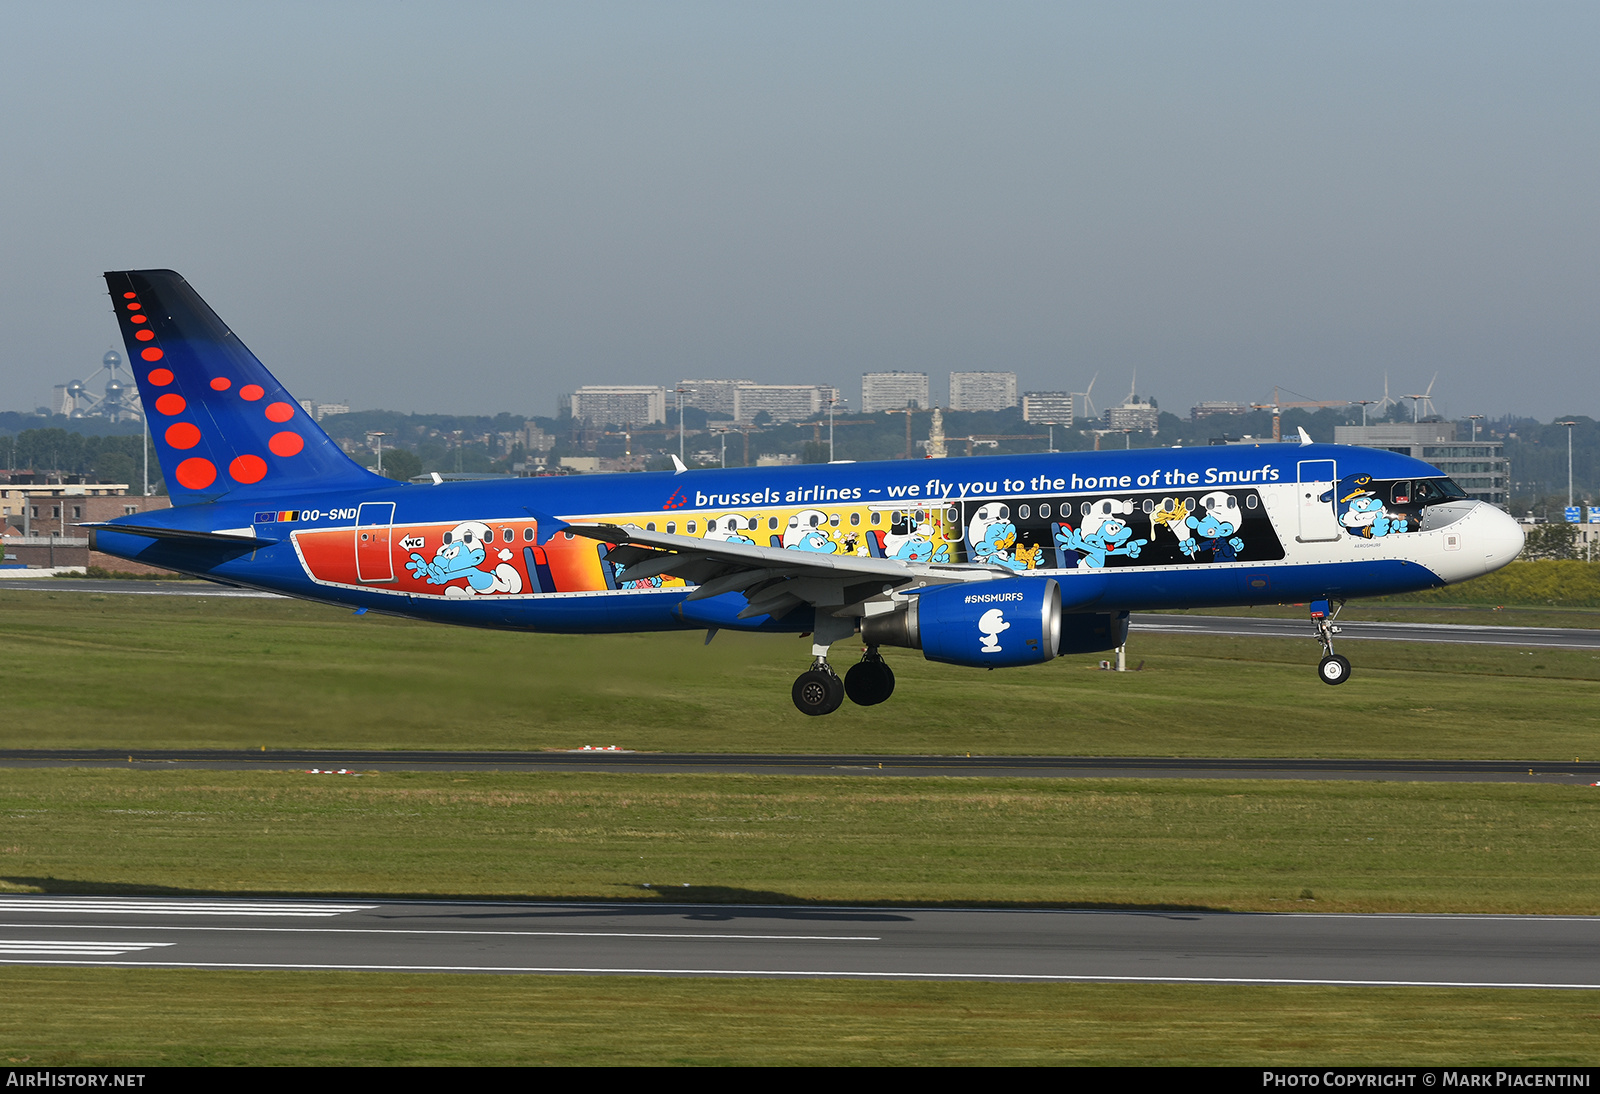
[240,384,264,401]
[135,329,154,341]
[165,422,202,450]
[141,348,164,362]
[126,303,142,311]
[229,454,268,484]
[155,393,186,416]
[269,431,304,457]
[211,377,231,391]
[122,292,137,299]
[147,368,174,386]
[130,314,147,324]
[265,401,294,422]
[175,457,217,490]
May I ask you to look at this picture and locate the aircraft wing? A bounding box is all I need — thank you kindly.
[563,521,1004,621]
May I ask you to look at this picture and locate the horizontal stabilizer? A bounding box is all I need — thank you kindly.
[81,522,278,546]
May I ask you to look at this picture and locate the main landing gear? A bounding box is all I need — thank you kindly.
[792,648,897,715]
[790,617,897,716]
[1310,598,1351,686]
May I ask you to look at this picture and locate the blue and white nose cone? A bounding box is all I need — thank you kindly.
[1427,502,1526,583]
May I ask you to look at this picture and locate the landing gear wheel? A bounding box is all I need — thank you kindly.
[1318,654,1352,686]
[845,658,896,706]
[793,668,845,716]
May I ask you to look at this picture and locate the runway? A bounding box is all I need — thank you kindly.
[4,749,1598,783]
[0,895,1594,988]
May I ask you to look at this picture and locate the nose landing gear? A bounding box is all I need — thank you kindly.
[1310,598,1351,685]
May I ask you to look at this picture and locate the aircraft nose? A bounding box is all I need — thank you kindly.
[1475,503,1525,575]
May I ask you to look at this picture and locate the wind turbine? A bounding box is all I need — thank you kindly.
[1403,373,1439,422]
[1373,373,1398,418]
[1073,373,1098,424]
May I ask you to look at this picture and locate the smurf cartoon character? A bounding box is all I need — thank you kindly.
[406,520,524,597]
[883,514,950,563]
[1055,498,1147,569]
[1335,474,1409,538]
[782,509,839,553]
[966,502,1028,571]
[978,607,1009,653]
[704,513,757,546]
[1180,491,1245,562]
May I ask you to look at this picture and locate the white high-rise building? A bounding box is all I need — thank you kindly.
[569,385,667,427]
[733,384,826,424]
[677,379,751,418]
[1021,392,1074,425]
[861,371,929,413]
[948,371,1018,412]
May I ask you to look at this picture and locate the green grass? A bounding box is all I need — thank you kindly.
[1,971,1596,1066]
[5,588,1599,1066]
[2,770,1596,914]
[4,589,1600,757]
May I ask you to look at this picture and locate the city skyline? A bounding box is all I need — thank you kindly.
[3,6,1598,423]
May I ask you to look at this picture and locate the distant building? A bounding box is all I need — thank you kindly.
[1333,422,1508,507]
[315,402,350,421]
[733,384,827,424]
[677,378,750,418]
[521,425,554,453]
[51,351,144,423]
[569,385,667,427]
[948,372,1018,412]
[861,371,929,413]
[1021,392,1074,425]
[1103,395,1159,433]
[1191,401,1250,421]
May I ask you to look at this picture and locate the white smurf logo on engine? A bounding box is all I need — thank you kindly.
[978,608,1010,653]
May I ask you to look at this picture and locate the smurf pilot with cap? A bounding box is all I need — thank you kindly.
[1334,473,1409,538]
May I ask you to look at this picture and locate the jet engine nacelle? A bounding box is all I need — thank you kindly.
[861,578,1061,668]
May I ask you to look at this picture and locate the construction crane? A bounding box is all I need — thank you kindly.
[1250,387,1352,442]
[962,434,1048,457]
[881,408,919,459]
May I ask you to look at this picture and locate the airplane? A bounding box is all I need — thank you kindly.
[88,270,1524,715]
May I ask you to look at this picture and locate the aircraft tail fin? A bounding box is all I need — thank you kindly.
[105,270,387,506]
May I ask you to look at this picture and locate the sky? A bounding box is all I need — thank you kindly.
[2,2,1596,422]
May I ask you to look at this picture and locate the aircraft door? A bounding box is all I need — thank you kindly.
[355,502,396,582]
[1296,460,1341,542]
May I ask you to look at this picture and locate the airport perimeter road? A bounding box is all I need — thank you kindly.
[0,896,1595,988]
[1135,613,1600,651]
[4,750,1599,783]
